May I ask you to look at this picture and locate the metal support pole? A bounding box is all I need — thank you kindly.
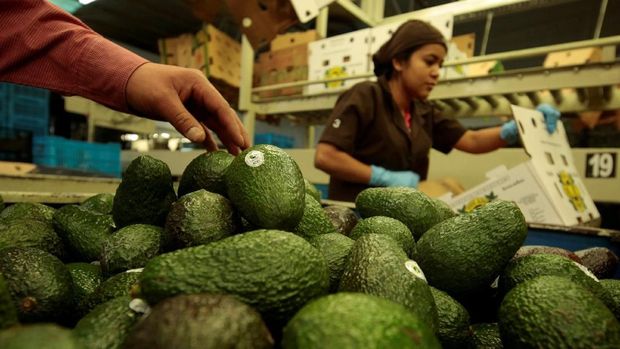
[594,0,608,39]
[480,11,493,56]
[316,7,329,38]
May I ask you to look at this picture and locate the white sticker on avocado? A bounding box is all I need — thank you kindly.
[245,150,265,167]
[490,276,499,289]
[126,268,144,273]
[572,261,599,282]
[129,298,151,315]
[405,260,427,282]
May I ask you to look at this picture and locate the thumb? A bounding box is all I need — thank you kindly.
[158,97,206,143]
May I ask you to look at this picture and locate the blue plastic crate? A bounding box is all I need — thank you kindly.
[32,136,121,177]
[2,83,50,136]
[254,133,295,148]
[314,183,329,200]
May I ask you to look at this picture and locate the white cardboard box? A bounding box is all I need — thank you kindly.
[441,105,600,226]
[306,29,371,95]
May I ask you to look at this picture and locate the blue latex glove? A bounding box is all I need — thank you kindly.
[369,165,420,188]
[536,103,561,134]
[500,120,518,145]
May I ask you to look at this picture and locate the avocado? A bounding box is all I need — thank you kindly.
[0,202,55,224]
[0,196,3,211]
[100,224,164,275]
[0,273,18,330]
[293,195,337,240]
[73,296,144,349]
[165,189,237,247]
[282,292,441,349]
[323,205,358,236]
[80,193,114,215]
[140,230,329,324]
[498,253,612,307]
[85,270,142,312]
[112,155,177,228]
[413,200,527,297]
[178,150,234,197]
[575,247,619,279]
[349,216,415,257]
[225,145,305,230]
[601,279,620,320]
[355,187,444,240]
[66,262,103,316]
[0,247,73,323]
[0,219,65,259]
[513,245,582,263]
[308,233,354,291]
[499,275,620,348]
[430,198,457,222]
[430,286,471,349]
[339,234,438,332]
[304,179,322,202]
[53,205,115,262]
[469,323,502,349]
[123,293,274,349]
[0,323,77,349]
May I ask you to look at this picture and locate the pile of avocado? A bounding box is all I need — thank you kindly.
[1,144,619,349]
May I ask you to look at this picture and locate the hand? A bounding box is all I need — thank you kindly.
[125,63,250,155]
[500,120,518,145]
[536,103,561,134]
[369,165,420,188]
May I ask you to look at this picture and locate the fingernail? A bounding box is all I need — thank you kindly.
[186,127,204,142]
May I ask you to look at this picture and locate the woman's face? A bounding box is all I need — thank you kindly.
[393,43,446,100]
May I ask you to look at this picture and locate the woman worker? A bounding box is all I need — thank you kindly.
[314,20,559,202]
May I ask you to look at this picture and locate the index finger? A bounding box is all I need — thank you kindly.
[194,79,245,148]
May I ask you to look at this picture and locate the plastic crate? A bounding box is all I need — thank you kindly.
[314,183,329,200]
[1,83,50,136]
[254,133,295,148]
[32,136,121,177]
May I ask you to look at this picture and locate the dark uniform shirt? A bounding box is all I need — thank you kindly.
[319,76,467,202]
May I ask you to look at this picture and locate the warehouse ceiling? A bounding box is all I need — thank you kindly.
[70,0,619,55]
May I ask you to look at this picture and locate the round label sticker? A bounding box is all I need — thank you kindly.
[405,260,427,282]
[332,118,341,128]
[129,298,151,315]
[126,268,144,273]
[572,261,599,282]
[245,150,265,168]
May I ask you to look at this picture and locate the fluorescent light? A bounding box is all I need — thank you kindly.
[79,0,97,5]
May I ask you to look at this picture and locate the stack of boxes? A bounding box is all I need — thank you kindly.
[158,24,241,105]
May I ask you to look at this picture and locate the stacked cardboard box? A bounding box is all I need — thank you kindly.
[255,30,320,98]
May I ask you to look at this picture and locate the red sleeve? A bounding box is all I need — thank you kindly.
[0,0,148,112]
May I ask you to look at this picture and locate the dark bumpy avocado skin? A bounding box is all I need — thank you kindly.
[165,189,238,247]
[469,323,503,349]
[66,262,103,316]
[0,202,55,224]
[225,145,305,230]
[112,155,177,228]
[282,293,441,349]
[601,279,620,320]
[323,205,359,236]
[414,200,527,297]
[430,286,471,349]
[499,276,620,348]
[80,193,114,215]
[123,294,274,349]
[309,233,355,291]
[0,272,18,329]
[0,219,66,259]
[84,270,141,313]
[73,296,143,349]
[355,187,444,240]
[140,230,329,324]
[178,150,234,197]
[100,224,164,275]
[0,323,77,349]
[53,205,115,262]
[339,234,439,332]
[0,247,73,323]
[304,179,322,202]
[293,195,337,240]
[349,216,415,257]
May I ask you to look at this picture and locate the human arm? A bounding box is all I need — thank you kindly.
[0,0,249,153]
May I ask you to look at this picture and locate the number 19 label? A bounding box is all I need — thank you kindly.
[586,153,617,178]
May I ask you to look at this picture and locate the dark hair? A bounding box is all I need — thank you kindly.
[383,46,419,80]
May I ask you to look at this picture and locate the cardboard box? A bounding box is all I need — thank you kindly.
[441,105,600,226]
[255,44,309,97]
[306,29,371,95]
[442,33,475,79]
[271,30,320,51]
[544,47,602,68]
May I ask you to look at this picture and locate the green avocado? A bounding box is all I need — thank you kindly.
[413,200,527,297]
[339,234,438,332]
[123,293,274,349]
[178,150,234,197]
[499,275,620,348]
[112,155,177,228]
[165,189,238,247]
[225,145,305,230]
[282,293,440,349]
